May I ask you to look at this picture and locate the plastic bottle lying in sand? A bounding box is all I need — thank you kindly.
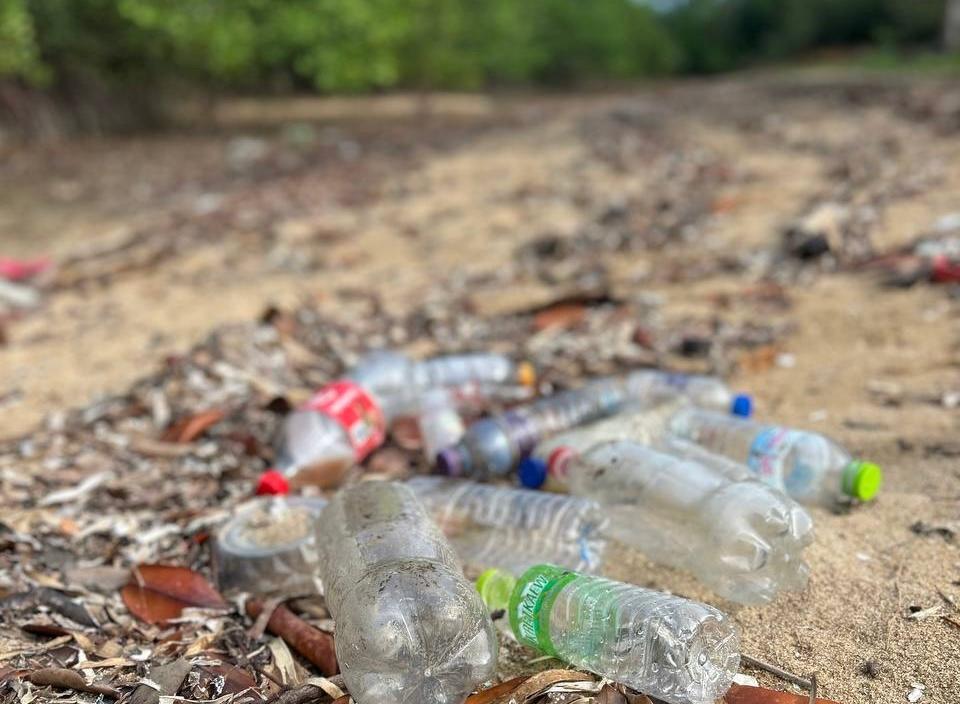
[407,476,608,574]
[437,373,749,481]
[417,388,467,462]
[477,564,739,704]
[259,352,535,493]
[316,482,497,704]
[624,370,752,417]
[668,408,882,506]
[436,378,630,480]
[540,441,812,604]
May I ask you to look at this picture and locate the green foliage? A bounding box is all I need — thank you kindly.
[0,0,952,93]
[0,0,44,80]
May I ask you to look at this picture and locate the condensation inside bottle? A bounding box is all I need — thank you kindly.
[512,566,739,704]
[316,482,497,704]
[566,441,813,604]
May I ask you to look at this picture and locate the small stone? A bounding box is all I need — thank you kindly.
[907,686,924,703]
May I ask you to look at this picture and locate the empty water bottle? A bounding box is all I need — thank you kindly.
[668,408,882,506]
[477,564,739,704]
[543,441,812,604]
[437,378,628,479]
[417,388,467,462]
[407,476,608,574]
[259,351,534,493]
[316,481,497,704]
[624,370,752,417]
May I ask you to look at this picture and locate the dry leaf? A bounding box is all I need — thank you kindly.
[25,667,118,697]
[723,683,841,704]
[129,659,192,704]
[466,676,526,704]
[534,303,587,331]
[162,409,225,443]
[595,684,627,704]
[247,599,338,676]
[487,670,594,704]
[121,565,226,625]
[202,664,258,695]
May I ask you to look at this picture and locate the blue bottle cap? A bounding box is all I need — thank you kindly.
[731,394,753,417]
[518,457,548,489]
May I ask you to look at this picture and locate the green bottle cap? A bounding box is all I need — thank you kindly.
[476,569,516,613]
[842,460,882,501]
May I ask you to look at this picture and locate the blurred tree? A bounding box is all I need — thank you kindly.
[0,0,44,80]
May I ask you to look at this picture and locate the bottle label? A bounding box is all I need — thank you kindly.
[749,427,811,492]
[509,565,577,656]
[304,380,385,461]
[548,446,576,482]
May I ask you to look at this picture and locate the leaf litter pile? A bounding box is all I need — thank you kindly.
[3,74,960,704]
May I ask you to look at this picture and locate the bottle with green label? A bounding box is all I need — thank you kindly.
[668,408,882,506]
[477,564,739,704]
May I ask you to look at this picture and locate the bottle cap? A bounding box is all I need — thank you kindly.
[842,460,882,501]
[518,457,548,488]
[476,569,516,612]
[516,361,537,388]
[731,394,753,417]
[255,470,290,496]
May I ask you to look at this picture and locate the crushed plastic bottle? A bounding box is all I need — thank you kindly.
[541,440,812,604]
[407,476,608,574]
[213,496,327,597]
[436,378,629,479]
[624,370,752,417]
[316,482,497,704]
[668,408,882,506]
[259,351,535,493]
[477,564,739,704]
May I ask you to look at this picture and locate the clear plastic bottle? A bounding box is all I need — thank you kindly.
[260,352,535,493]
[624,370,752,417]
[668,408,882,506]
[436,378,628,479]
[417,389,467,462]
[477,564,739,704]
[407,476,608,574]
[543,441,812,604]
[316,481,497,704]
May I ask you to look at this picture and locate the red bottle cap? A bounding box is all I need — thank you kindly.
[255,469,290,496]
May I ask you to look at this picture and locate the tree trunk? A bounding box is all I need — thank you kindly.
[946,0,960,52]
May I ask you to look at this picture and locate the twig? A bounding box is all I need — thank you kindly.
[740,654,813,691]
[808,673,818,704]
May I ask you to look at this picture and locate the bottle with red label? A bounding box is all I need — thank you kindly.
[668,408,882,506]
[258,351,536,493]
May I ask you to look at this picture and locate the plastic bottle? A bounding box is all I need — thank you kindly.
[407,476,608,574]
[316,481,497,704]
[624,370,752,417]
[259,352,535,493]
[543,441,812,604]
[668,408,882,506]
[437,373,749,481]
[436,378,629,479]
[477,564,739,704]
[417,389,467,462]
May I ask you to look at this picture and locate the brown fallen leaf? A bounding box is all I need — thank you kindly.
[201,664,259,695]
[466,676,526,704]
[121,565,226,625]
[533,303,587,331]
[247,599,338,676]
[26,667,118,698]
[129,659,192,704]
[724,683,840,704]
[595,684,628,704]
[162,409,225,443]
[488,670,594,704]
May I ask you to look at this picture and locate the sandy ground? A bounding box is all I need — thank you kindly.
[2,75,960,703]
